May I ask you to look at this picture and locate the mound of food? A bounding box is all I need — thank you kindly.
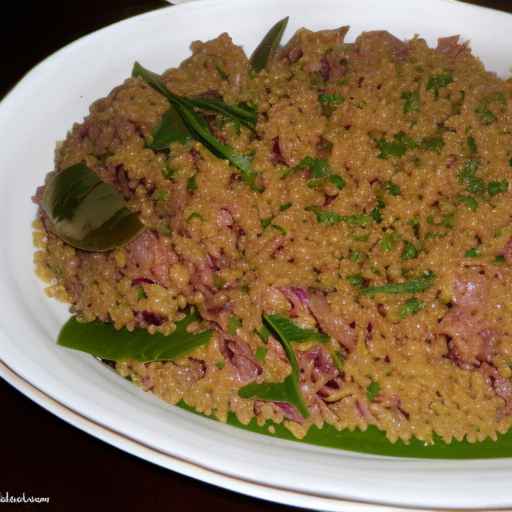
[33,20,512,444]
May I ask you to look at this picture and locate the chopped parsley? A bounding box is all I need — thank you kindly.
[457,195,479,211]
[347,274,365,289]
[228,315,242,335]
[361,271,436,296]
[261,217,273,229]
[187,175,198,192]
[255,346,268,362]
[421,136,444,154]
[376,132,417,159]
[384,181,401,196]
[318,92,345,105]
[467,136,477,155]
[488,180,509,196]
[465,247,480,258]
[399,297,425,319]
[279,202,292,211]
[401,240,419,260]
[401,90,420,114]
[426,72,453,98]
[305,206,371,226]
[366,380,381,401]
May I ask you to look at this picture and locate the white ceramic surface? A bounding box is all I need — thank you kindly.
[1,1,512,510]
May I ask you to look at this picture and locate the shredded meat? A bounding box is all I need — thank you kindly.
[308,292,356,352]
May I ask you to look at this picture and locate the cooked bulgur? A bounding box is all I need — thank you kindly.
[34,25,512,444]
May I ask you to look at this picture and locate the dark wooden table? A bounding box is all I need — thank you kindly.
[1,1,511,510]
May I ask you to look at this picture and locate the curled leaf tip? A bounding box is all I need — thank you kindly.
[250,16,290,72]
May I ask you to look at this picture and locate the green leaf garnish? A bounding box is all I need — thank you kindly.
[361,271,436,296]
[190,97,257,131]
[41,163,144,252]
[250,17,289,72]
[132,62,262,192]
[239,314,313,418]
[262,314,328,344]
[58,309,213,362]
[147,107,192,150]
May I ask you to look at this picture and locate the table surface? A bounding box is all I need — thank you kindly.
[2,1,512,510]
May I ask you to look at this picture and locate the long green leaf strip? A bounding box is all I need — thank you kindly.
[148,106,192,150]
[239,314,318,418]
[132,62,261,191]
[250,16,289,72]
[41,163,144,252]
[58,309,213,362]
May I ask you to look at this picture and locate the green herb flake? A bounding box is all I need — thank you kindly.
[380,232,399,253]
[401,240,419,260]
[367,380,381,401]
[271,224,287,235]
[255,346,268,362]
[305,206,371,227]
[319,93,345,106]
[361,271,436,296]
[347,274,365,289]
[465,247,480,258]
[467,136,477,155]
[215,360,225,369]
[376,132,417,159]
[399,297,425,319]
[329,174,346,190]
[215,63,228,81]
[350,250,365,262]
[261,217,273,229]
[295,157,331,179]
[475,105,497,125]
[228,315,243,335]
[426,72,453,98]
[187,175,198,192]
[401,90,420,114]
[136,287,147,301]
[495,255,506,264]
[256,324,271,343]
[457,195,479,211]
[421,136,445,154]
[187,212,203,222]
[384,181,401,196]
[488,180,509,196]
[240,314,326,419]
[58,308,212,362]
[279,202,292,212]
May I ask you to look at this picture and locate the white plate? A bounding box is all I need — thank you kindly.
[1,0,512,510]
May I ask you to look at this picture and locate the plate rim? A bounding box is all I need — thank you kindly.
[2,0,512,510]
